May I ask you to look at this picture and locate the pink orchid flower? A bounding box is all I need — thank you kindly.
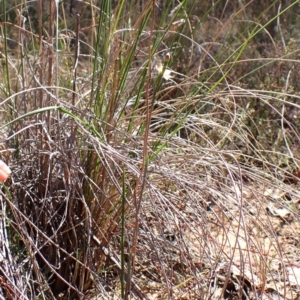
[0,160,11,182]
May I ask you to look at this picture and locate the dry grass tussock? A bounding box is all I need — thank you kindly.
[0,0,300,299]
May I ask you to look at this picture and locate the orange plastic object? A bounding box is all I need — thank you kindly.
[0,160,11,182]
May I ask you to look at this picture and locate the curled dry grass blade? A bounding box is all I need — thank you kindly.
[0,0,300,299]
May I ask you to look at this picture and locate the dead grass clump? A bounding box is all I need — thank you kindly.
[0,1,300,299]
